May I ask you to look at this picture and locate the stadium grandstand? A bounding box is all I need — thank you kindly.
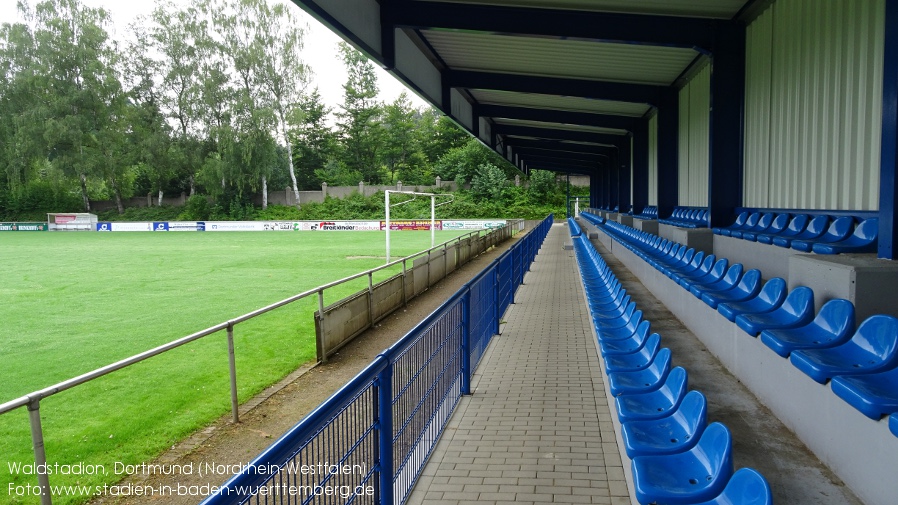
[197,0,898,504]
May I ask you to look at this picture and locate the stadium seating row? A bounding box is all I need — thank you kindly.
[633,206,658,220]
[712,212,878,254]
[579,212,898,436]
[658,207,709,229]
[568,217,772,505]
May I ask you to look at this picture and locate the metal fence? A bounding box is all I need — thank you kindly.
[201,215,553,505]
[0,220,526,505]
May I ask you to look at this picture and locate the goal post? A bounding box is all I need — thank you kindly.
[384,190,454,263]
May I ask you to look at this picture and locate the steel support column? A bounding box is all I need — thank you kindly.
[632,119,650,216]
[618,137,632,214]
[879,0,898,259]
[708,21,746,229]
[657,89,679,219]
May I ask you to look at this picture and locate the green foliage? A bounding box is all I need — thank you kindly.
[95,205,183,222]
[434,137,508,185]
[178,194,211,220]
[470,162,507,201]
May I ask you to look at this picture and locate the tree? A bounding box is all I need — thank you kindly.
[380,93,425,183]
[435,137,507,185]
[470,162,507,201]
[335,42,382,183]
[289,88,336,189]
[529,169,559,199]
[417,110,469,165]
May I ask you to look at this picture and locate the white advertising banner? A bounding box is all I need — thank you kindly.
[205,221,270,231]
[103,222,152,232]
[441,220,506,230]
[299,221,382,231]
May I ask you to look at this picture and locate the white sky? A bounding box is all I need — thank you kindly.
[0,0,431,112]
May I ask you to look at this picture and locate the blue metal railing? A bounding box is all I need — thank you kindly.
[201,215,552,505]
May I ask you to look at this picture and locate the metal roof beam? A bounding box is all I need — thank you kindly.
[496,125,627,145]
[504,139,615,155]
[513,148,606,161]
[447,70,663,105]
[385,0,714,50]
[479,105,638,131]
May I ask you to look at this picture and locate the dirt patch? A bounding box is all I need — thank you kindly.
[89,233,523,505]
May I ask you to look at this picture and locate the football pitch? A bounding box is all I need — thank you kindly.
[0,230,470,504]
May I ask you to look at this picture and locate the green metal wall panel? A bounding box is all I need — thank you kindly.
[744,0,884,210]
[677,64,711,207]
[648,114,659,206]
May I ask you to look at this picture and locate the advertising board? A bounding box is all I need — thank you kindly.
[441,220,506,230]
[301,221,381,231]
[0,222,48,231]
[380,220,442,231]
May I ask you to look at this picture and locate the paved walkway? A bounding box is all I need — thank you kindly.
[407,223,630,505]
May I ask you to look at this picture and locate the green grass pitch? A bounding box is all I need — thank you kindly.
[0,230,469,504]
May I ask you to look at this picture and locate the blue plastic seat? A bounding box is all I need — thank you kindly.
[593,299,634,320]
[717,278,787,322]
[690,264,744,299]
[701,269,762,309]
[693,468,773,505]
[790,315,898,384]
[672,255,716,284]
[621,390,707,458]
[813,217,879,254]
[631,422,734,505]
[719,212,758,237]
[891,413,898,438]
[666,251,706,280]
[831,366,898,419]
[731,213,772,239]
[616,367,688,422]
[680,258,728,291]
[608,348,672,396]
[604,333,662,372]
[742,213,788,242]
[601,322,657,356]
[756,214,808,245]
[599,310,647,341]
[792,216,854,252]
[760,299,856,357]
[734,286,815,336]
[773,214,828,248]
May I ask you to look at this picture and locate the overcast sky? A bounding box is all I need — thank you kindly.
[0,0,431,112]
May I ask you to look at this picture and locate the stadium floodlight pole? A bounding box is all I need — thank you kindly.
[385,190,454,263]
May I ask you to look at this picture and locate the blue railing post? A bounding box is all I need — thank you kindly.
[376,364,394,505]
[461,289,471,395]
[492,268,499,335]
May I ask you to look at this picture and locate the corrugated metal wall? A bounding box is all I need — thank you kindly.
[677,64,711,207]
[648,114,659,206]
[743,0,884,210]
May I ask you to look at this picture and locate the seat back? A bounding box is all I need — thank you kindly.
[694,423,734,480]
[753,213,774,231]
[823,216,854,241]
[697,255,717,275]
[708,258,729,278]
[758,278,787,305]
[768,213,790,233]
[732,212,749,227]
[713,468,773,505]
[853,217,879,241]
[804,215,830,236]
[850,315,898,362]
[814,299,856,338]
[688,251,706,269]
[781,286,814,317]
[658,366,688,404]
[721,264,744,285]
[673,390,709,436]
[785,214,810,234]
[743,213,761,229]
[734,269,762,296]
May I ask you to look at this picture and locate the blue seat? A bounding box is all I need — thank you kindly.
[742,213,789,242]
[757,214,808,245]
[719,212,758,237]
[599,310,647,341]
[813,217,879,254]
[734,286,815,336]
[792,216,854,252]
[608,348,672,396]
[631,422,734,505]
[601,322,657,356]
[679,258,729,291]
[731,213,772,239]
[760,299,856,357]
[831,366,898,419]
[616,367,688,422]
[701,269,762,309]
[666,251,706,280]
[717,278,787,322]
[672,255,716,284]
[604,332,662,372]
[593,299,634,320]
[693,468,773,505]
[773,214,828,248]
[891,413,898,438]
[790,315,898,384]
[690,264,744,299]
[621,390,707,458]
